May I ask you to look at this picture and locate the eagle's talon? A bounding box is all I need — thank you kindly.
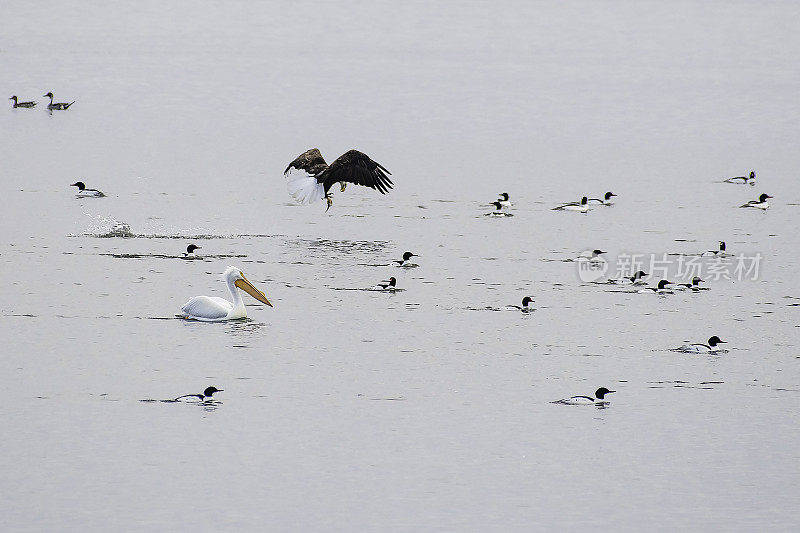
[283,149,392,213]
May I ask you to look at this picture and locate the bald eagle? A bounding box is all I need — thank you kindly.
[284,148,392,210]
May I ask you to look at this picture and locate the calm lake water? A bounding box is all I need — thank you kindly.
[2,1,799,530]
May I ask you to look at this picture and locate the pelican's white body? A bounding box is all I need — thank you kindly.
[286,168,325,205]
[181,267,255,321]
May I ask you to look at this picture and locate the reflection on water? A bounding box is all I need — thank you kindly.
[225,320,267,338]
[98,252,246,260]
[139,398,223,411]
[282,237,391,260]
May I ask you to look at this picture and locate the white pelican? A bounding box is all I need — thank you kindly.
[180,266,272,321]
[284,148,392,211]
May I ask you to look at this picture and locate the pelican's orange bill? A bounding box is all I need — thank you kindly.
[235,274,273,307]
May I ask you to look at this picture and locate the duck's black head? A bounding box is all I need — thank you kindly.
[692,277,704,285]
[499,192,509,201]
[595,387,615,399]
[605,191,616,200]
[719,241,726,251]
[749,171,755,179]
[71,181,86,190]
[592,249,606,256]
[521,296,533,307]
[759,193,772,202]
[579,196,588,205]
[187,244,200,254]
[402,251,416,261]
[44,92,54,98]
[9,96,16,101]
[629,271,646,281]
[491,201,502,210]
[657,280,671,289]
[388,277,396,286]
[707,336,726,347]
[203,386,222,397]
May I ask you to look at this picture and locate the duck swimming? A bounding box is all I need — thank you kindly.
[607,270,648,284]
[552,387,615,405]
[575,249,606,263]
[553,196,589,212]
[182,244,201,258]
[740,193,771,209]
[637,280,674,294]
[487,201,513,216]
[677,336,727,353]
[672,277,706,291]
[376,277,397,290]
[172,386,223,402]
[497,192,512,208]
[587,192,616,205]
[179,266,272,321]
[702,241,727,256]
[9,96,37,108]
[394,251,418,266]
[724,171,755,184]
[508,296,534,312]
[44,92,74,110]
[71,181,105,197]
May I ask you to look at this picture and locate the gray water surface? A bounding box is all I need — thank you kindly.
[2,1,799,531]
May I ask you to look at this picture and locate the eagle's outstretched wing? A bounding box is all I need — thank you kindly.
[284,148,329,177]
[321,150,393,194]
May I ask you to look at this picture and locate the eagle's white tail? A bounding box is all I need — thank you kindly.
[286,169,325,205]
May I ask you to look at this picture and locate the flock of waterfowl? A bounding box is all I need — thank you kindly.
[9,92,75,110]
[63,146,771,404]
